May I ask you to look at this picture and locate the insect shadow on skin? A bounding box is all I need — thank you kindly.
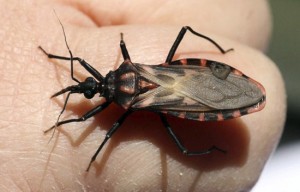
[39,16,265,172]
[91,109,250,176]
[49,98,250,176]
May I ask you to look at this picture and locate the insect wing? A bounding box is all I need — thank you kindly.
[131,59,265,115]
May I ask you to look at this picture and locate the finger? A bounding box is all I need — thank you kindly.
[60,0,272,50]
[0,1,280,191]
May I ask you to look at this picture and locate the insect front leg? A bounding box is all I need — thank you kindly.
[120,33,131,61]
[38,46,104,82]
[38,15,104,82]
[86,110,133,171]
[165,26,233,63]
[159,114,226,155]
[44,101,111,134]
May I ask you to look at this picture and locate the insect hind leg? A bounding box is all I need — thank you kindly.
[165,26,233,63]
[159,114,226,155]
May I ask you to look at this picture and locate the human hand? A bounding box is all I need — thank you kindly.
[0,0,285,191]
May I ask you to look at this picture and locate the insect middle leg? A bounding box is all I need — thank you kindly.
[165,26,233,63]
[159,114,226,155]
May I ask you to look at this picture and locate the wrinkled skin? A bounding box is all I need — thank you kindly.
[0,0,286,191]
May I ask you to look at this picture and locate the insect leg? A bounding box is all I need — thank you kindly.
[39,14,103,82]
[120,33,131,61]
[159,114,226,155]
[165,26,233,63]
[38,46,104,82]
[86,110,133,171]
[44,101,111,134]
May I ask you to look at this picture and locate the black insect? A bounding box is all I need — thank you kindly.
[39,23,266,171]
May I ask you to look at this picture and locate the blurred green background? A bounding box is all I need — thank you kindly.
[269,0,300,146]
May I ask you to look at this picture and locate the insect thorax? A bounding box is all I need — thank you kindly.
[104,61,158,109]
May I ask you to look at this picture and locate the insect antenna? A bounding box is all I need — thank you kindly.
[44,11,79,139]
[50,85,76,98]
[53,10,80,83]
[45,86,77,141]
[54,92,71,126]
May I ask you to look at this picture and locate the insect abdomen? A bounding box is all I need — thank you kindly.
[130,58,266,121]
[164,94,265,121]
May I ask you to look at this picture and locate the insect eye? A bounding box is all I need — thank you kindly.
[84,90,95,99]
[86,77,95,83]
[83,77,97,99]
[209,62,231,80]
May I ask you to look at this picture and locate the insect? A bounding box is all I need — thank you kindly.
[39,23,266,171]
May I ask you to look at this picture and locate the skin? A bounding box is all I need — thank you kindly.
[0,0,286,191]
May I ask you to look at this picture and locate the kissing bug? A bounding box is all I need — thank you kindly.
[39,23,266,171]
